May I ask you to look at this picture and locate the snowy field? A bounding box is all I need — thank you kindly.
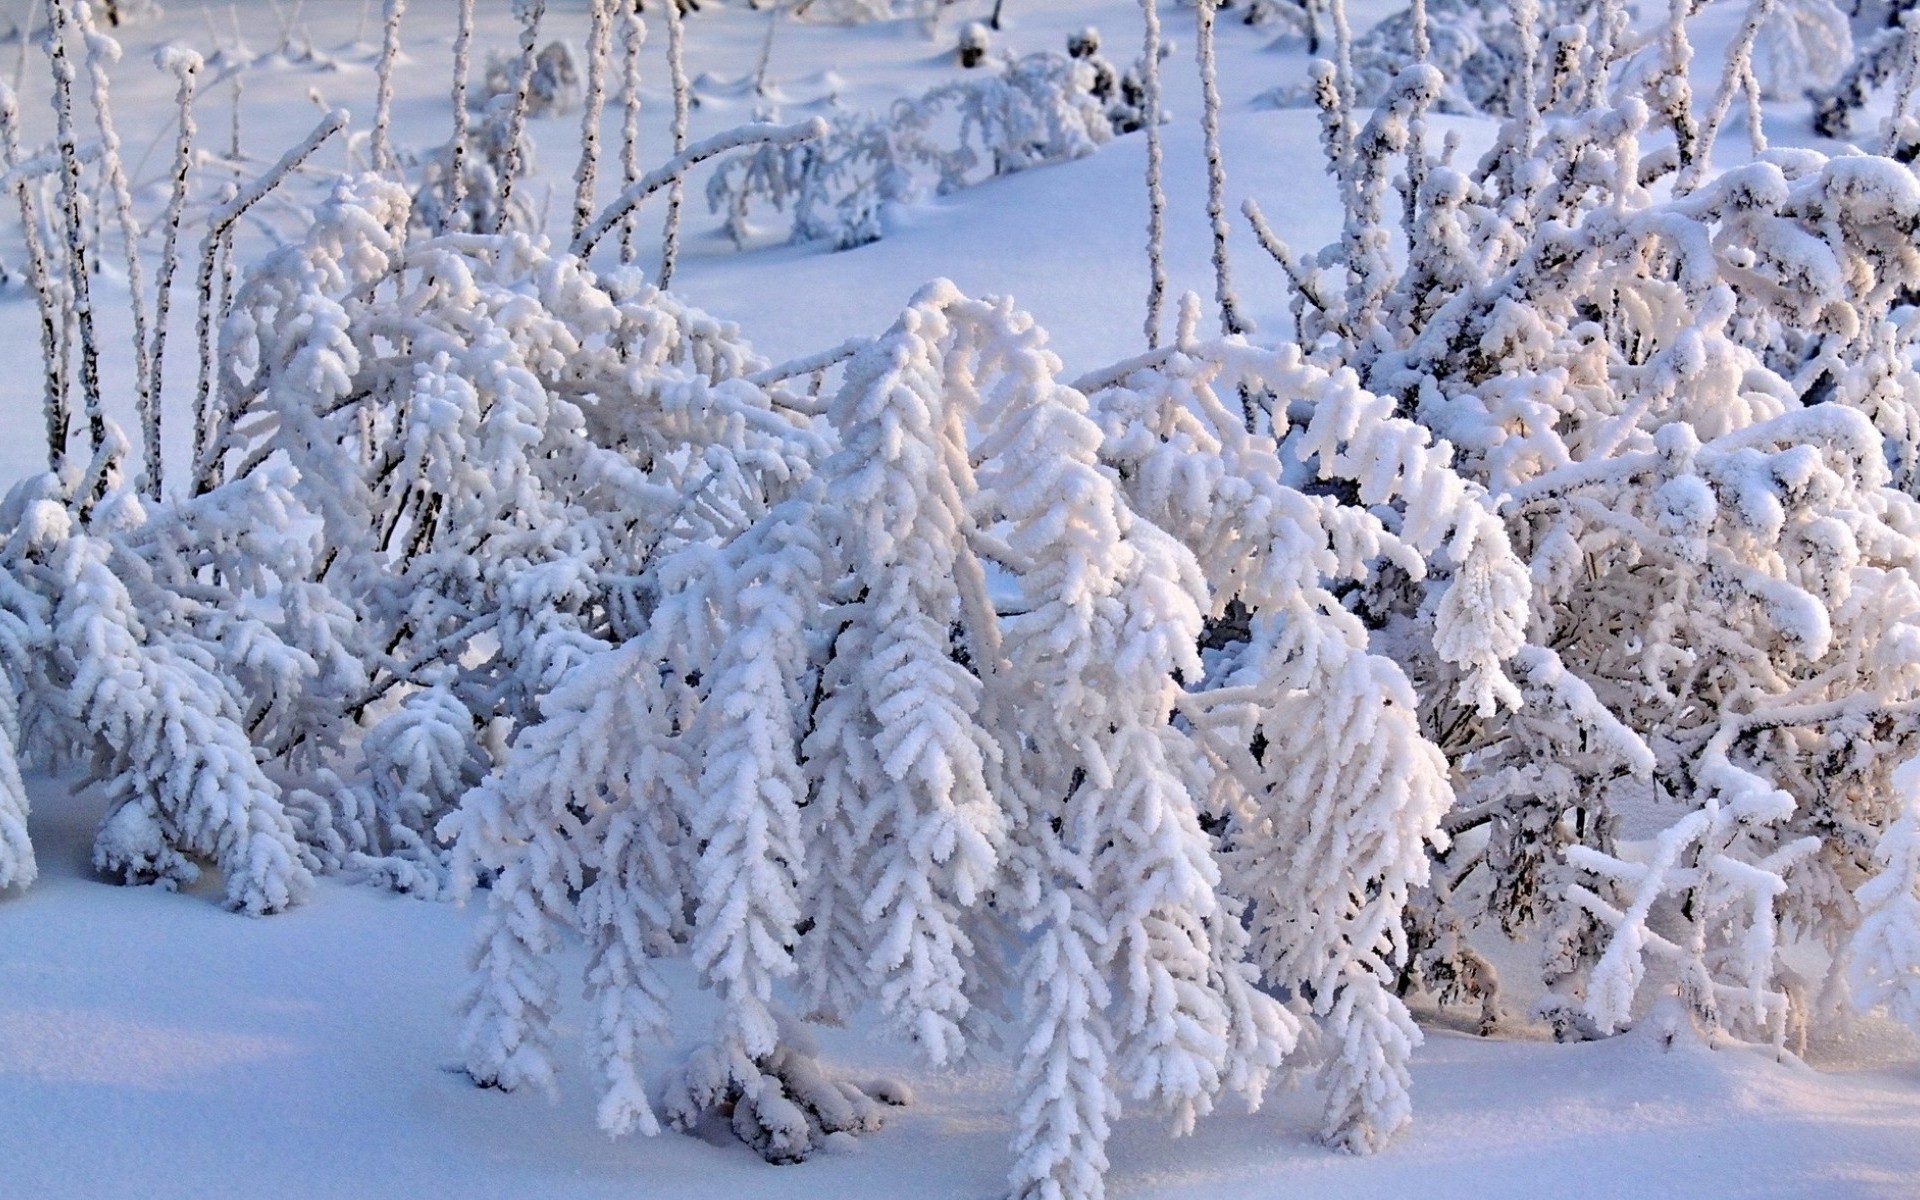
[5,0,1920,1197]
[9,775,1920,1198]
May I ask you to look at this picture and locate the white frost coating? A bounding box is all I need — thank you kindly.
[709,51,1113,252]
[369,0,406,175]
[659,0,689,288]
[0,553,41,890]
[1088,334,1522,1153]
[1568,731,1817,1044]
[1851,755,1920,1030]
[571,0,612,243]
[10,489,313,914]
[803,283,1007,1067]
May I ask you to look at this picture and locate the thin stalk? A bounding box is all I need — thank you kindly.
[41,0,104,461]
[1141,0,1165,348]
[446,0,472,231]
[0,81,64,474]
[572,0,612,243]
[76,1,156,496]
[619,0,645,262]
[660,0,689,288]
[146,48,200,499]
[370,0,406,175]
[495,0,544,235]
[1195,0,1247,337]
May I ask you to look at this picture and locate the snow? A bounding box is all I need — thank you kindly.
[7,780,1920,1197]
[5,0,1920,1196]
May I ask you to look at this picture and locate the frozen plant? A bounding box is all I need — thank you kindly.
[1243,0,1920,1056]
[1808,5,1919,141]
[1751,0,1852,99]
[457,273,1539,1191]
[483,39,580,118]
[709,50,1114,249]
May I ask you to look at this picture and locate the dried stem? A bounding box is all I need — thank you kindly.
[0,81,65,475]
[42,0,103,461]
[146,47,201,499]
[1141,0,1166,349]
[572,0,612,243]
[1195,0,1247,337]
[1680,0,1772,193]
[619,1,645,262]
[370,0,406,175]
[495,0,545,236]
[446,0,472,231]
[75,1,156,494]
[660,0,689,288]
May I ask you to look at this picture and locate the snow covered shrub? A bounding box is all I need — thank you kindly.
[411,94,540,235]
[1261,0,1575,116]
[1807,3,1917,140]
[200,171,814,887]
[1247,0,1920,1051]
[1085,301,1530,1151]
[1752,0,1853,100]
[793,0,897,22]
[0,459,316,913]
[451,275,1537,1191]
[709,50,1113,247]
[483,39,581,117]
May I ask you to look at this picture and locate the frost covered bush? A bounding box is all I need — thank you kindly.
[1752,0,1852,100]
[0,463,316,913]
[14,1,1920,1198]
[709,49,1114,248]
[1261,0,1578,116]
[411,94,539,236]
[1807,3,1919,141]
[454,279,1530,1193]
[1246,0,1920,1057]
[483,39,581,117]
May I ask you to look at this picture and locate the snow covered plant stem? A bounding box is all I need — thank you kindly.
[660,0,689,288]
[495,0,544,236]
[572,0,613,243]
[145,46,200,499]
[445,0,472,231]
[190,110,348,494]
[370,0,405,176]
[1141,0,1166,348]
[74,0,154,495]
[0,83,65,475]
[571,117,827,259]
[1194,0,1247,338]
[618,0,645,262]
[41,0,104,465]
[1679,0,1774,194]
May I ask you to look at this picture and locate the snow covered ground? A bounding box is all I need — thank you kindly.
[4,0,1920,1195]
[8,778,1920,1197]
